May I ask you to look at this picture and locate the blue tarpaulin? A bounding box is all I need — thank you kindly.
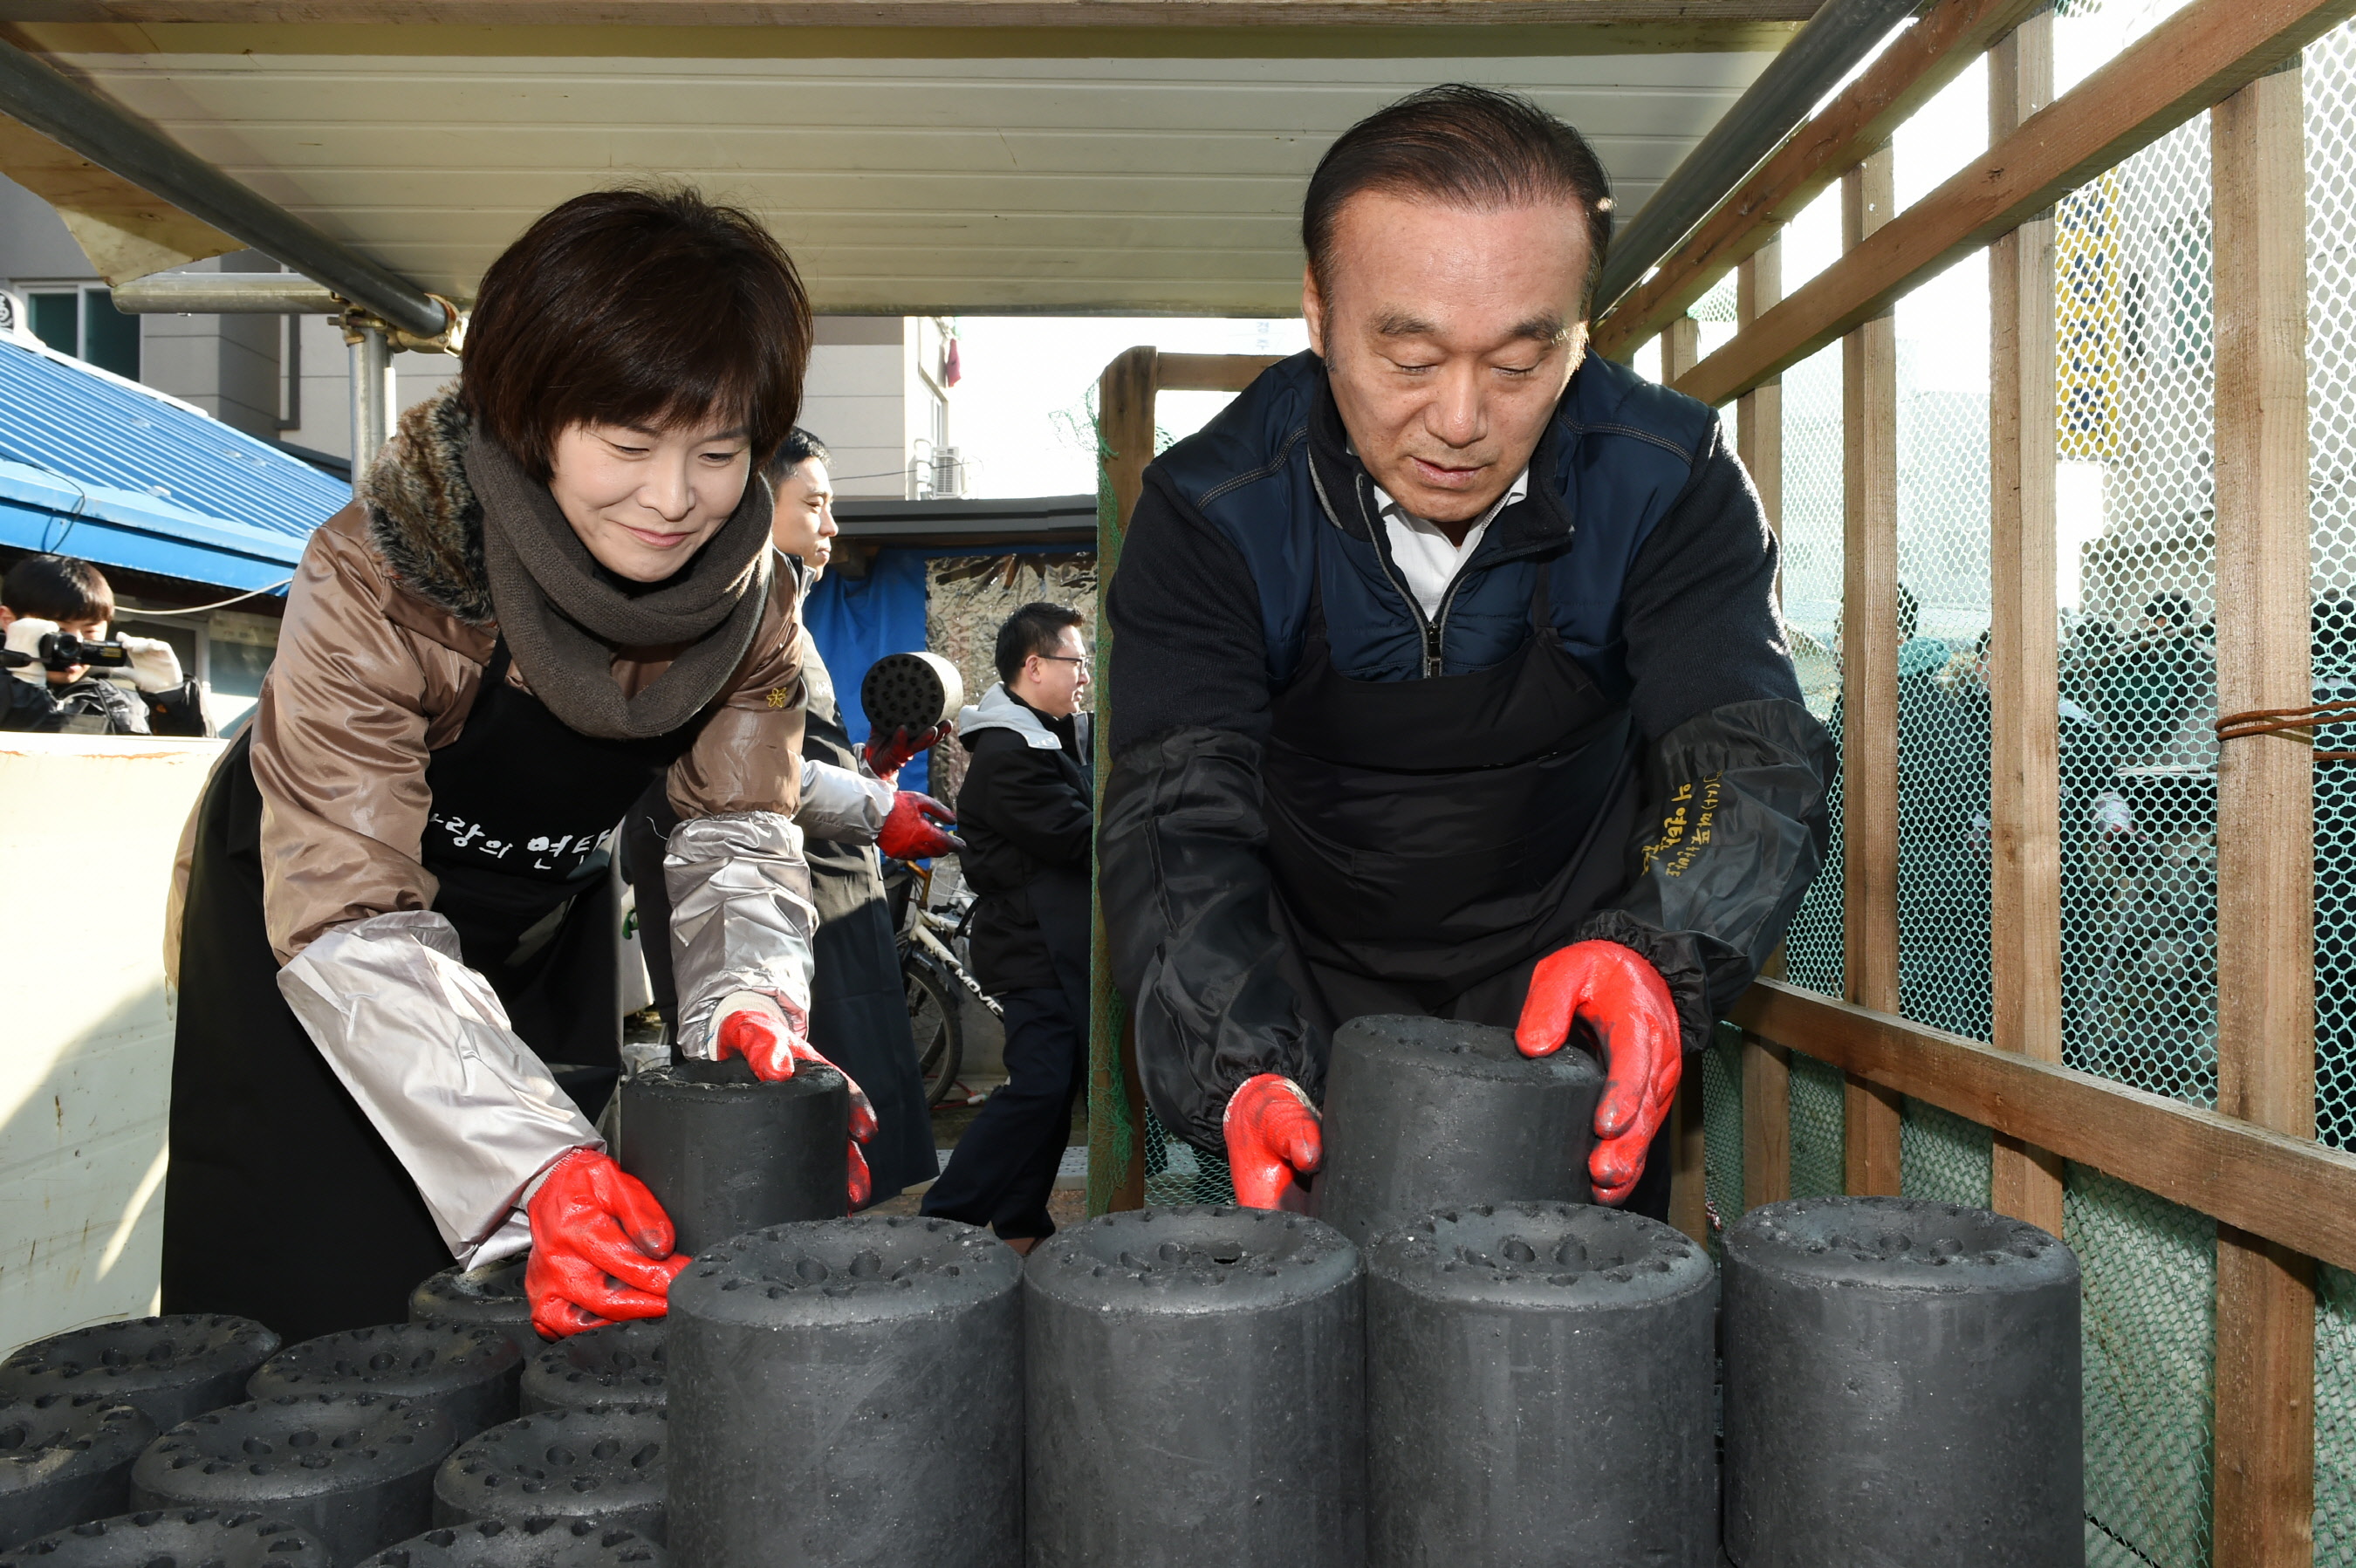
[802,543,1083,799]
[803,545,935,795]
[0,333,348,591]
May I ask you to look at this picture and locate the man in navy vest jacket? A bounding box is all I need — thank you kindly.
[1100,85,1834,1221]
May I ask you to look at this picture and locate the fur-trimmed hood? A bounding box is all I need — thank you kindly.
[363,386,494,627]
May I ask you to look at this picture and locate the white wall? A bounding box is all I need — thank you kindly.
[137,253,285,441]
[801,317,910,497]
[0,736,224,1351]
[278,312,462,465]
[0,174,100,288]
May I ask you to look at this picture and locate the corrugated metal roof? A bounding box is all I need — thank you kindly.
[16,47,1783,317]
[0,331,346,590]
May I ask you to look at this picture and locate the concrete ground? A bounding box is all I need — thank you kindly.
[867,1077,1092,1235]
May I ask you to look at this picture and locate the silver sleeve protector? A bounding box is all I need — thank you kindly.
[276,909,600,1267]
[665,810,819,1060]
[793,756,894,844]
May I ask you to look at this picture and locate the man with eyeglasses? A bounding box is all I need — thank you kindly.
[922,601,1095,1249]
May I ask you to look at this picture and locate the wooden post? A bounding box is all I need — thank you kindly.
[1737,239,1794,1213]
[1986,12,2071,1236]
[1841,147,1905,1196]
[1091,345,1161,1212]
[1099,346,1161,533]
[2209,60,2317,1568]
[1737,241,1786,542]
[1742,1031,1793,1209]
[1664,317,1702,384]
[1661,314,1713,1243]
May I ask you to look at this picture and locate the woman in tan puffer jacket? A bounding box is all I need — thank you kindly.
[164,188,859,1343]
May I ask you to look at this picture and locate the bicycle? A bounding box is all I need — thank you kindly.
[884,858,1000,1108]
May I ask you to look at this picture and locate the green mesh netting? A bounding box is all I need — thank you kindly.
[1141,1106,1236,1207]
[1702,1024,1745,1251]
[1086,387,1133,1217]
[1086,384,1240,1215]
[1899,1097,1994,1209]
[2071,1163,2216,1567]
[1789,1051,1847,1200]
[2318,1264,2356,1566]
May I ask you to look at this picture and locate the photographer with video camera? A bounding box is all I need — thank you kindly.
[0,553,211,736]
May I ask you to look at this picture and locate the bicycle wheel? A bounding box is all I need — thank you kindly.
[907,959,964,1109]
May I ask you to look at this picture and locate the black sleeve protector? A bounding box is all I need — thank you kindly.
[1099,725,1323,1154]
[1575,696,1835,1053]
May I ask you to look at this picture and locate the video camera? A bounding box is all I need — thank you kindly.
[0,633,134,675]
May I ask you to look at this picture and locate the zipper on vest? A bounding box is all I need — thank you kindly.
[1428,569,1479,679]
[1356,473,1444,678]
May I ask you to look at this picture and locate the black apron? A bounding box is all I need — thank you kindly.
[1261,556,1675,1217]
[163,640,703,1343]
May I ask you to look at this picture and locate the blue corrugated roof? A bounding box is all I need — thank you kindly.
[0,331,349,592]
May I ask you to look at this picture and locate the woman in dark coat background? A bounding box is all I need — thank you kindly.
[624,429,954,1202]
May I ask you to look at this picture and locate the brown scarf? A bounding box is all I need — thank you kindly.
[467,426,774,741]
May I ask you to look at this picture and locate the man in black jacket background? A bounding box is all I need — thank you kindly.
[921,601,1094,1250]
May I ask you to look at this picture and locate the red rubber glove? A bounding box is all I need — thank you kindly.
[878,791,963,860]
[1224,1073,1322,1211]
[524,1148,689,1339]
[1516,940,1682,1206]
[716,1007,879,1209]
[863,721,955,784]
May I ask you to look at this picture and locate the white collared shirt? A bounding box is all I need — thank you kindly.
[1369,469,1532,620]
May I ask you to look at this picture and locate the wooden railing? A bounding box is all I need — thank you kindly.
[1093,0,2350,1549]
[1594,0,2342,1557]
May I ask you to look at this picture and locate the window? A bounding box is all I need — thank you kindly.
[26,286,140,380]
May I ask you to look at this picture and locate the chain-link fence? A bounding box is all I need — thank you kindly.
[2074,1165,2219,1567]
[2312,21,2356,1566]
[2052,112,2222,1110]
[1695,7,2278,1554]
[2307,23,2356,1159]
[1780,187,1851,1003]
[2319,1263,2356,1567]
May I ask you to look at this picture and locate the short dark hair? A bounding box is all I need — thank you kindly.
[764,427,832,483]
[1303,84,1615,318]
[3,554,113,623]
[461,185,812,481]
[996,601,1085,686]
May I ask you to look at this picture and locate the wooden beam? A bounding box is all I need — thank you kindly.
[1735,243,1791,1215]
[1658,288,1706,1231]
[0,0,1827,26]
[1735,239,1783,538]
[2208,60,2315,1568]
[0,116,237,282]
[1729,979,2356,1273]
[1663,316,1702,385]
[1984,11,2067,1237]
[1593,0,2044,357]
[1840,148,1902,1197]
[1742,1031,1792,1209]
[1156,353,1284,394]
[1673,0,2356,408]
[1099,346,1160,535]
[1091,344,1160,1214]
